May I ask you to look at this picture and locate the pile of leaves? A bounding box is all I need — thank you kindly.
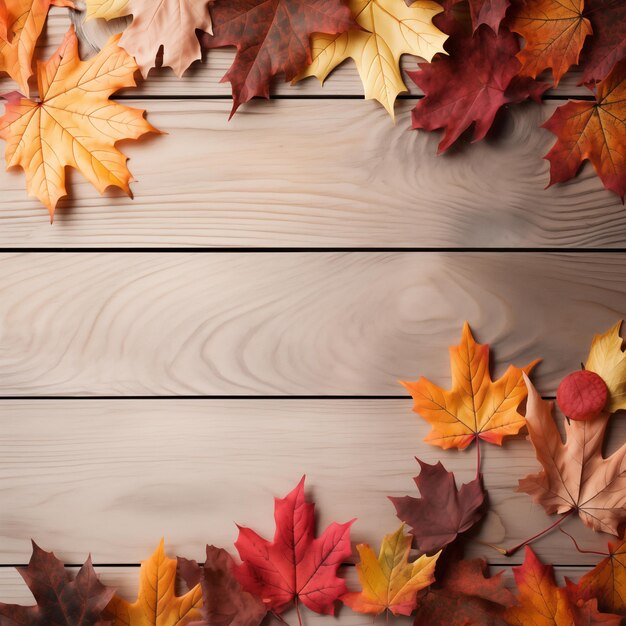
[0,0,624,219]
[1,321,626,625]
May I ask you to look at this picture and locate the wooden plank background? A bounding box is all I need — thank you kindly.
[1,5,625,621]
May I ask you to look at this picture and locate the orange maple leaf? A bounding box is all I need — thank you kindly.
[104,539,203,626]
[401,322,539,450]
[519,374,626,535]
[0,26,160,218]
[542,59,626,200]
[508,0,592,85]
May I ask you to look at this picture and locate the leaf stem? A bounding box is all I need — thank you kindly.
[476,436,481,479]
[295,598,303,626]
[559,528,608,557]
[490,510,574,556]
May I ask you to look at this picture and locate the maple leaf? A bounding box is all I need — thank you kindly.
[569,533,626,616]
[401,321,539,449]
[579,0,626,84]
[389,458,485,554]
[341,524,439,616]
[414,558,516,625]
[0,0,75,94]
[508,0,592,86]
[235,476,354,615]
[117,0,212,78]
[0,26,159,219]
[296,0,447,119]
[427,0,510,32]
[104,539,202,626]
[0,541,115,626]
[85,0,130,21]
[585,321,626,414]
[409,26,549,153]
[199,0,355,117]
[542,59,626,201]
[518,374,626,535]
[177,546,266,626]
[505,547,621,625]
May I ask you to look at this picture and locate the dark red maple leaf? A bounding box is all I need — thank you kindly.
[580,0,626,83]
[200,0,355,117]
[0,541,115,626]
[413,558,516,625]
[410,25,549,153]
[178,546,266,626]
[389,458,486,555]
[235,476,354,615]
[410,0,509,32]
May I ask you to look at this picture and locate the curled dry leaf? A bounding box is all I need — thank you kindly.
[542,59,626,201]
[0,26,160,218]
[389,458,486,554]
[0,541,115,626]
[178,545,267,626]
[104,539,202,626]
[296,0,447,118]
[508,0,592,86]
[401,321,539,449]
[519,374,626,535]
[200,0,355,117]
[118,0,212,78]
[342,524,439,616]
[235,476,354,616]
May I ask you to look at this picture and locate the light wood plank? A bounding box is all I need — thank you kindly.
[0,400,624,566]
[0,252,624,396]
[0,101,623,247]
[0,564,591,625]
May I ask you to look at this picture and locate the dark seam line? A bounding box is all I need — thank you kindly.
[0,395,557,400]
[0,248,624,253]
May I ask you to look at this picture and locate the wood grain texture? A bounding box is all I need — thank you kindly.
[0,252,624,396]
[0,564,590,626]
[0,100,624,247]
[1,400,623,567]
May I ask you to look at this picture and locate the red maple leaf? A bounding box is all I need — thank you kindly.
[0,541,115,625]
[410,25,548,153]
[580,0,626,83]
[389,459,485,554]
[200,0,355,117]
[408,0,510,33]
[235,476,354,616]
[542,58,626,200]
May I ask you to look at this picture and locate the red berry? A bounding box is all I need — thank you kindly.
[556,370,608,421]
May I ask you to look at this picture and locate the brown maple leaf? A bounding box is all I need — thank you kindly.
[0,541,115,626]
[518,374,626,535]
[542,59,626,200]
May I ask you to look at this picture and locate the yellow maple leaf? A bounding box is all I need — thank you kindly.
[0,26,159,219]
[342,524,439,616]
[104,539,203,626]
[296,0,447,118]
[401,322,539,450]
[85,0,130,21]
[585,321,626,414]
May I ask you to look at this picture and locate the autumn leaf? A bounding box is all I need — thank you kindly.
[117,0,212,78]
[177,545,266,626]
[467,0,510,31]
[0,26,159,219]
[409,26,549,153]
[569,533,626,616]
[401,322,539,449]
[104,539,202,626]
[85,0,129,21]
[508,0,592,86]
[341,524,439,616]
[518,374,626,535]
[542,59,626,200]
[389,458,485,554]
[414,558,516,625]
[296,0,447,118]
[235,476,354,615]
[585,321,626,413]
[579,0,626,83]
[0,541,115,626]
[505,547,621,625]
[199,0,355,117]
